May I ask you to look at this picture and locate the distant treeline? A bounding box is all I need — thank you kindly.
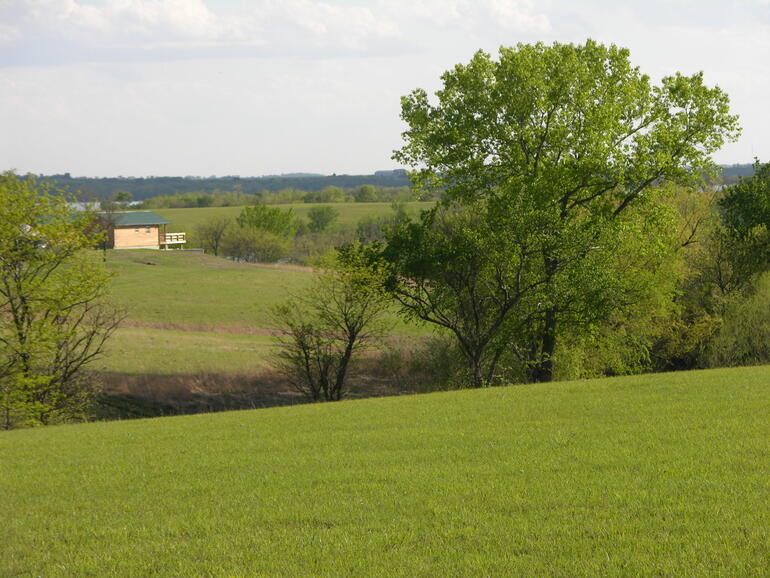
[40,170,412,201]
[721,164,756,183]
[38,165,755,202]
[140,185,423,208]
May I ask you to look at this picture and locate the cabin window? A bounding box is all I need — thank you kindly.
[145,228,151,233]
[134,228,139,232]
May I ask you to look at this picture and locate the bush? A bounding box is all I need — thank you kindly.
[236,204,297,238]
[704,272,770,367]
[373,336,468,392]
[220,227,289,263]
[307,206,339,233]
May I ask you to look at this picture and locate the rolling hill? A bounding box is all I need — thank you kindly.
[2,366,768,575]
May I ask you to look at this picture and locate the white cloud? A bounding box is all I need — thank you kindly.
[484,0,551,33]
[0,0,766,175]
[22,0,236,44]
[0,23,21,44]
[0,0,552,65]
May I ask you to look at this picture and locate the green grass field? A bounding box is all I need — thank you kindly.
[101,250,426,376]
[2,366,768,575]
[106,250,314,331]
[100,328,275,374]
[155,201,432,239]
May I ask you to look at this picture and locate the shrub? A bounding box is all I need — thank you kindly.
[220,227,289,263]
[704,272,770,367]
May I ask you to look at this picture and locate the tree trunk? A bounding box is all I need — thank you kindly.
[529,306,557,382]
[331,332,357,401]
[471,353,484,388]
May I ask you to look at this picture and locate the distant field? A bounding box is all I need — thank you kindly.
[105,250,314,330]
[101,250,427,375]
[2,366,769,575]
[155,201,433,240]
[99,328,275,375]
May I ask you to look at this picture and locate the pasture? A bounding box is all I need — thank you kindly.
[2,365,768,575]
[96,251,427,414]
[155,201,433,239]
[105,250,314,332]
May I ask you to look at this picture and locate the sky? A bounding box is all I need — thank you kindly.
[1,0,768,177]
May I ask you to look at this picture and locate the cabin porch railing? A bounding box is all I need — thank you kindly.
[160,232,186,245]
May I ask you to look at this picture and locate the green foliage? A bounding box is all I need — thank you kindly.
[152,202,430,242]
[717,159,770,281]
[0,173,121,428]
[555,200,683,379]
[143,188,260,209]
[720,160,770,234]
[655,169,770,371]
[312,186,348,203]
[306,205,339,233]
[704,272,770,367]
[45,172,413,202]
[236,204,298,238]
[354,184,379,202]
[392,40,739,382]
[112,190,132,205]
[140,185,419,209]
[356,201,410,243]
[220,227,289,263]
[384,200,538,388]
[194,217,232,256]
[376,335,468,392]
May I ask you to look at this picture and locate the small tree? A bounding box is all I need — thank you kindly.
[272,245,389,401]
[220,226,289,263]
[0,173,123,428]
[195,217,232,256]
[307,206,339,233]
[354,185,379,202]
[384,201,544,388]
[237,204,297,238]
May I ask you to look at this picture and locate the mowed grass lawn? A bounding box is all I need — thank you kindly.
[2,366,769,575]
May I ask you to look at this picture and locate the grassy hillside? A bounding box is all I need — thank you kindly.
[155,201,433,238]
[100,250,426,378]
[106,250,313,331]
[2,366,769,575]
[98,251,312,376]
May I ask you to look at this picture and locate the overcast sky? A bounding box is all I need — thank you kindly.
[1,0,768,177]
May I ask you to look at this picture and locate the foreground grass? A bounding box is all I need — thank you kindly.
[2,366,769,575]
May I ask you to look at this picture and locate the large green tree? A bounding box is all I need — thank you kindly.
[390,40,739,383]
[0,173,122,428]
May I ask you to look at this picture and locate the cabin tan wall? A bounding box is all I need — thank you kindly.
[113,226,160,249]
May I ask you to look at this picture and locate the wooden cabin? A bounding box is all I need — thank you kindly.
[99,211,186,250]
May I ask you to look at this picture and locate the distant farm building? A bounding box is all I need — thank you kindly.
[98,211,186,250]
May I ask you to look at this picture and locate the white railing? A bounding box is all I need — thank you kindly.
[161,232,186,244]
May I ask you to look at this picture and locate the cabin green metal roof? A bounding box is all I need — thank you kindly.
[100,211,170,227]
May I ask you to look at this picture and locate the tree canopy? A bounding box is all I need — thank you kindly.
[387,40,740,383]
[0,173,122,428]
